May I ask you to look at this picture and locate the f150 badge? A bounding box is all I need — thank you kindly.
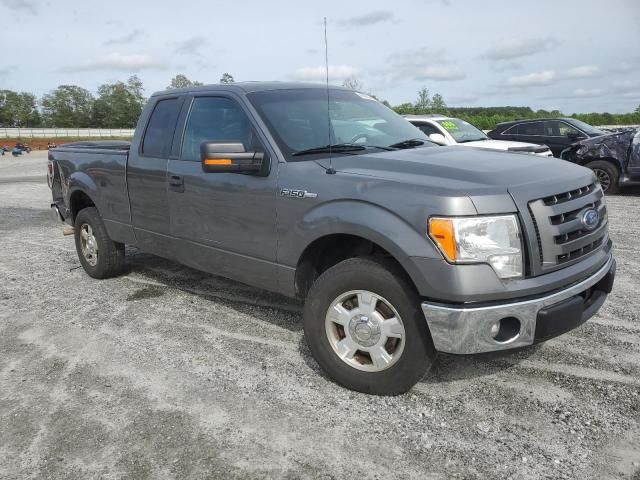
[280,188,318,199]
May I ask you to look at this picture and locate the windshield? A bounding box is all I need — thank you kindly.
[436,118,487,143]
[247,88,433,160]
[567,118,606,136]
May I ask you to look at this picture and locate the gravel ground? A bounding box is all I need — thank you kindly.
[1,153,639,479]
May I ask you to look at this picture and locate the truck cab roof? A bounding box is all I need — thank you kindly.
[151,81,350,98]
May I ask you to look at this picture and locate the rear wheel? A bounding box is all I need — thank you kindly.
[585,160,620,194]
[74,207,125,279]
[303,257,436,395]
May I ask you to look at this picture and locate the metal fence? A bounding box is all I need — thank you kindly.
[0,128,135,138]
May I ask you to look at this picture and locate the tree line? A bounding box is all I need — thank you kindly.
[1,73,638,130]
[389,86,640,129]
[0,73,235,129]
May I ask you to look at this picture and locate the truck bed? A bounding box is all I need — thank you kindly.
[54,140,131,152]
[49,141,132,233]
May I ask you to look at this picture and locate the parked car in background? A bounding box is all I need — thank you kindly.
[487,118,606,157]
[407,115,552,156]
[489,118,640,193]
[561,129,640,194]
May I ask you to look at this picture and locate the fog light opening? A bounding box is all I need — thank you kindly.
[491,317,521,343]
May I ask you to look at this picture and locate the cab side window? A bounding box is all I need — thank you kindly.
[181,97,261,161]
[142,98,182,157]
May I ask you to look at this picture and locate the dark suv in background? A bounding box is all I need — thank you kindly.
[489,118,640,194]
[488,118,605,157]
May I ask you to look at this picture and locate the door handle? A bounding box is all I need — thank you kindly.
[169,174,184,192]
[169,175,184,186]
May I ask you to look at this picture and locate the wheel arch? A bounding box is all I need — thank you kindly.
[69,188,98,222]
[294,233,418,299]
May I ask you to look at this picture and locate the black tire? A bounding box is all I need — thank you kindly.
[585,160,620,194]
[74,207,125,279]
[303,257,436,395]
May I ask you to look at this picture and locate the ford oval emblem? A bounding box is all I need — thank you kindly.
[581,208,599,231]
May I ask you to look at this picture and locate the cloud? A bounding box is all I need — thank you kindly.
[291,64,359,82]
[566,65,599,78]
[63,53,167,72]
[571,88,602,97]
[0,66,12,77]
[174,36,208,55]
[612,80,637,94]
[104,29,143,46]
[0,0,36,14]
[383,47,465,82]
[414,65,466,81]
[491,61,522,72]
[506,70,556,87]
[484,37,559,61]
[338,10,395,27]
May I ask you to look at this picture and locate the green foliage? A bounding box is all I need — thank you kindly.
[0,90,41,127]
[219,73,235,84]
[390,90,640,130]
[414,87,431,113]
[167,74,204,89]
[430,94,447,114]
[91,75,146,128]
[41,85,94,128]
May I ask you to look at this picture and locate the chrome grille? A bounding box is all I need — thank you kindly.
[528,183,608,270]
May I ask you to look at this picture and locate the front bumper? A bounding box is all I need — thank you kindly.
[422,255,615,354]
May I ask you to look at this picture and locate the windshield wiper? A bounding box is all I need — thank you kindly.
[457,138,486,143]
[292,143,396,157]
[388,139,425,149]
[292,143,366,157]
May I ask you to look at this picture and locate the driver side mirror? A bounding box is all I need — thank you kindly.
[200,142,264,173]
[429,133,448,145]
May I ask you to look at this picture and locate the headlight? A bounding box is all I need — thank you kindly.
[428,215,523,279]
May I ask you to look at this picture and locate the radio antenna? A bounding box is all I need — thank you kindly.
[324,17,336,175]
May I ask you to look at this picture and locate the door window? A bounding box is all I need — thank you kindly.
[544,120,582,137]
[141,98,182,157]
[181,97,260,161]
[519,122,543,136]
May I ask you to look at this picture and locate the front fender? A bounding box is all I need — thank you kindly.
[279,199,441,268]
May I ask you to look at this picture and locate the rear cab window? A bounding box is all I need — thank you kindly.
[141,98,182,157]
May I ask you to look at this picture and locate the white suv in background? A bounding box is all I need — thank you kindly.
[406,115,553,157]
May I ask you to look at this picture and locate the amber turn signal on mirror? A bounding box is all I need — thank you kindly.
[203,159,232,166]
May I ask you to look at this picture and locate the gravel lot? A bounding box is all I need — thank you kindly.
[1,152,639,479]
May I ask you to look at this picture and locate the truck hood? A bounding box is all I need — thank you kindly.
[454,138,551,155]
[321,146,594,198]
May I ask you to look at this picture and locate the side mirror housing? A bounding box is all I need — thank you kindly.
[200,142,264,173]
[429,133,448,145]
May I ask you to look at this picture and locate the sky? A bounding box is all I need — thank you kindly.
[1,0,639,113]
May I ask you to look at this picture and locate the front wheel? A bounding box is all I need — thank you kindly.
[585,160,620,194]
[303,257,436,395]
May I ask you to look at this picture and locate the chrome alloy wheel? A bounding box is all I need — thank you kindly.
[325,290,406,372]
[80,223,99,266]
[593,168,611,192]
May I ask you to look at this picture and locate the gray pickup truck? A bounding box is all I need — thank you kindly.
[48,83,616,395]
